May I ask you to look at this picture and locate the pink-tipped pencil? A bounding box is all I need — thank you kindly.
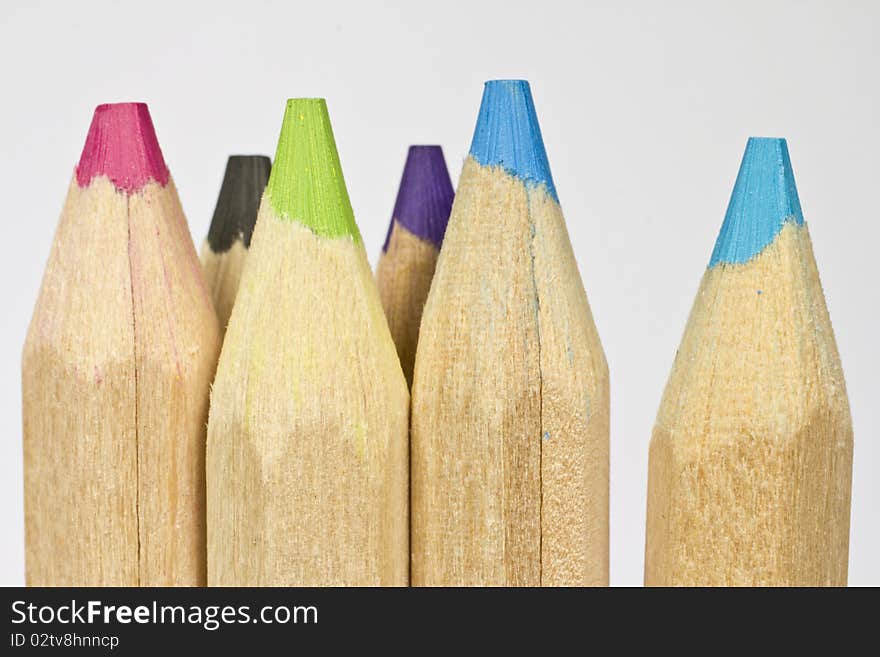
[23,103,220,586]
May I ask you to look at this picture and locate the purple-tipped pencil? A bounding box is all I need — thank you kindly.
[376,145,454,385]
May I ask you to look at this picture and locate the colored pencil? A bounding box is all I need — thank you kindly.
[201,155,271,334]
[376,145,454,386]
[410,80,609,586]
[22,103,220,586]
[644,137,853,586]
[206,99,409,586]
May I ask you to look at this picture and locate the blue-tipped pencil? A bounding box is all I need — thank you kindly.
[645,137,853,586]
[411,80,609,586]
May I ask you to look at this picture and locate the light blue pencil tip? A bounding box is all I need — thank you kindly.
[709,137,804,267]
[468,79,558,202]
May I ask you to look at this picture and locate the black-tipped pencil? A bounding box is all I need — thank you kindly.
[201,155,271,333]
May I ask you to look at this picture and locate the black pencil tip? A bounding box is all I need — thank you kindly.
[206,155,272,252]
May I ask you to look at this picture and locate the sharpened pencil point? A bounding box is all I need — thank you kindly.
[206,155,272,252]
[382,146,454,251]
[76,103,169,192]
[266,99,360,241]
[709,137,804,267]
[646,137,851,586]
[469,80,557,202]
[27,100,219,586]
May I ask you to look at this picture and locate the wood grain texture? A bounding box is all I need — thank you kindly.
[375,222,439,387]
[411,160,609,586]
[201,240,246,336]
[206,211,409,586]
[644,223,853,586]
[23,177,220,586]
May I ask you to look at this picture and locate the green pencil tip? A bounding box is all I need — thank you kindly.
[266,98,361,241]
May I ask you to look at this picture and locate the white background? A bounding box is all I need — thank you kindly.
[0,0,877,586]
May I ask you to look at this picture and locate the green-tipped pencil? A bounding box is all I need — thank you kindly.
[206,99,409,586]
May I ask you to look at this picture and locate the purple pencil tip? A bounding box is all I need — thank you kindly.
[382,145,454,251]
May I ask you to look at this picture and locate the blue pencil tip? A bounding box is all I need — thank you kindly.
[468,79,558,202]
[709,137,804,267]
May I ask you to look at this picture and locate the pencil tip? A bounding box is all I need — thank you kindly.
[266,99,360,240]
[207,155,272,252]
[383,146,454,251]
[468,79,557,201]
[76,103,170,192]
[709,137,804,267]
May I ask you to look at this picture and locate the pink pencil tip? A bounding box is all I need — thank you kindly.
[76,103,170,192]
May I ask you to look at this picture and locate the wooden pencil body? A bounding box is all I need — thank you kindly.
[411,160,609,586]
[23,179,138,585]
[375,222,439,386]
[201,239,246,334]
[23,178,220,585]
[644,223,852,586]
[207,211,409,586]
